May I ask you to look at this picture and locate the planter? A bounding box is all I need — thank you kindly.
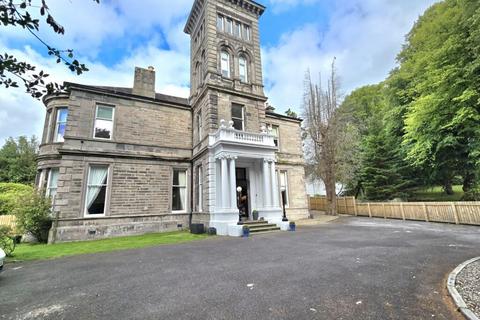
[242,226,250,237]
[289,222,296,231]
[190,223,205,234]
[252,210,259,220]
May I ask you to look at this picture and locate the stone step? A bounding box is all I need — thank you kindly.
[249,226,281,233]
[246,223,278,230]
[238,220,270,225]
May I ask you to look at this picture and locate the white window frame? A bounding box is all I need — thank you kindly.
[46,168,59,199]
[54,107,68,142]
[239,56,248,83]
[226,18,233,34]
[231,104,244,131]
[279,170,289,208]
[244,25,251,41]
[196,165,203,212]
[269,124,280,147]
[221,51,230,78]
[93,104,115,140]
[217,14,224,32]
[234,21,241,37]
[172,169,188,213]
[84,165,110,217]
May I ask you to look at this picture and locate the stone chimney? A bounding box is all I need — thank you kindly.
[132,66,156,98]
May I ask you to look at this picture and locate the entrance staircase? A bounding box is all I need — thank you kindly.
[238,220,281,234]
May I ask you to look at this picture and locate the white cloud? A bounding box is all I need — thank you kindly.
[267,0,319,13]
[263,0,439,115]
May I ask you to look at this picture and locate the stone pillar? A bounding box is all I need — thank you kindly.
[270,160,279,208]
[263,159,271,207]
[229,156,237,210]
[221,156,228,208]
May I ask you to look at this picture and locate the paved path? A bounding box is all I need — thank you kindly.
[1,217,479,320]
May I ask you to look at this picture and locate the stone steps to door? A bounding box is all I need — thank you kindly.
[238,220,281,234]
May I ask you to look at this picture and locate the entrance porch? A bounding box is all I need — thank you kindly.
[207,121,288,235]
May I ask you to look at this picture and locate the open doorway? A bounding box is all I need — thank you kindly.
[236,167,250,220]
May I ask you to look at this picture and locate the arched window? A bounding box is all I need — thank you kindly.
[239,55,248,83]
[220,51,230,78]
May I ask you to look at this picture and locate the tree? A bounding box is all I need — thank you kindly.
[285,108,298,118]
[0,136,39,184]
[303,60,340,215]
[0,0,98,98]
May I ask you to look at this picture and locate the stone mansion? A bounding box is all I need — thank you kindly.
[37,0,308,241]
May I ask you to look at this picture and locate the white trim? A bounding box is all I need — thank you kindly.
[197,165,203,212]
[84,164,110,217]
[93,104,115,140]
[172,168,188,213]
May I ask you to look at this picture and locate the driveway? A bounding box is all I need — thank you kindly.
[1,217,479,320]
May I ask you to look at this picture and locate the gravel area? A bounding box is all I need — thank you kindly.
[456,260,480,317]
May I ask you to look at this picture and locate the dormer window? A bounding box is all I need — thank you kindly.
[239,55,248,83]
[221,51,230,78]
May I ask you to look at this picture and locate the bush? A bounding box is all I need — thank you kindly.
[0,225,16,256]
[0,182,34,215]
[14,190,52,243]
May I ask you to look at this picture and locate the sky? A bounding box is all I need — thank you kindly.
[0,0,439,144]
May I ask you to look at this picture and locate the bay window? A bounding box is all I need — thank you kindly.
[54,108,68,142]
[46,168,59,199]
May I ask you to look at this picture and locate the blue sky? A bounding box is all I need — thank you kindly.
[0,0,438,143]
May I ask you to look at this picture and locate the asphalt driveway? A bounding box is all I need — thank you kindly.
[1,217,479,320]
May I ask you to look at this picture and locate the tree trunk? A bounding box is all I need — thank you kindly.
[443,180,454,195]
[324,167,337,216]
[462,172,475,193]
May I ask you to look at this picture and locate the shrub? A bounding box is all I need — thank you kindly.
[14,190,52,243]
[0,225,16,256]
[0,182,34,215]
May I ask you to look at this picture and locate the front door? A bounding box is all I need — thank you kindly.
[236,168,249,220]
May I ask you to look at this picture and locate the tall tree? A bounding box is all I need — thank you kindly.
[0,136,38,184]
[303,60,340,215]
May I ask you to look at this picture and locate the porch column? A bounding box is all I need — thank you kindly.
[229,156,237,210]
[263,159,271,207]
[221,156,228,208]
[270,160,279,208]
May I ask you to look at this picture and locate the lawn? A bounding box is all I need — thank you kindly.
[410,185,464,201]
[8,231,210,262]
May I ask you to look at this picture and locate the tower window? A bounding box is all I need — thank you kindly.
[244,25,251,41]
[239,56,248,83]
[235,22,241,37]
[226,18,233,34]
[217,14,223,31]
[231,104,244,131]
[221,51,230,78]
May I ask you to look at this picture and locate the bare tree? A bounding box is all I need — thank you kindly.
[303,59,340,215]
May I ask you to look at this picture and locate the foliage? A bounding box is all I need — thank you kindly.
[285,108,298,118]
[410,185,464,202]
[0,182,33,215]
[14,190,52,243]
[0,136,38,184]
[0,0,99,98]
[0,225,16,256]
[9,231,209,262]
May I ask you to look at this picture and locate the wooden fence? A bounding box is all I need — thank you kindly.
[309,196,480,226]
[0,215,17,233]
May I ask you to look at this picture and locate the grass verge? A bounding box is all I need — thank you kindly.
[8,231,210,262]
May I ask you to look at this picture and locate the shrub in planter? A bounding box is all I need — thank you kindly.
[0,183,34,215]
[14,190,52,243]
[0,225,16,256]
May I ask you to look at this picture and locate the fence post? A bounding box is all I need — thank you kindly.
[382,203,386,219]
[353,197,358,216]
[451,202,460,225]
[423,203,429,222]
[400,203,405,221]
[367,203,372,218]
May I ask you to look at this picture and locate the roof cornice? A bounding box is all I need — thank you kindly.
[184,0,266,35]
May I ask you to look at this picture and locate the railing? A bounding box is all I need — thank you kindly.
[209,126,275,147]
[309,196,480,226]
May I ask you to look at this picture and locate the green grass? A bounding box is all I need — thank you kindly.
[410,185,464,202]
[8,231,210,262]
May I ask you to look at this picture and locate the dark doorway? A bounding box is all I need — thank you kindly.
[236,167,249,220]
